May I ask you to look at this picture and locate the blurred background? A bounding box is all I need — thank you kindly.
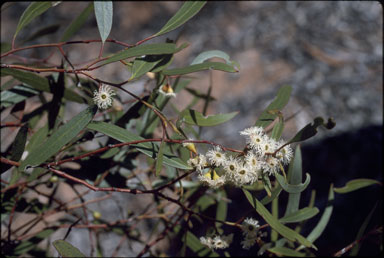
[1,1,382,256]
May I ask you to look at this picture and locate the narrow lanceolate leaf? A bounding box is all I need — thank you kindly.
[287,116,336,144]
[243,189,315,249]
[275,172,311,194]
[268,247,306,257]
[53,240,85,258]
[1,85,39,108]
[255,85,292,128]
[284,145,303,217]
[162,62,238,76]
[20,106,97,171]
[101,42,188,66]
[87,121,191,170]
[129,55,163,80]
[1,68,84,103]
[334,178,381,194]
[13,2,53,41]
[94,1,113,44]
[270,115,284,141]
[297,184,334,251]
[10,124,28,162]
[155,141,165,176]
[61,2,94,42]
[181,109,238,127]
[191,50,240,70]
[154,1,206,37]
[279,207,319,223]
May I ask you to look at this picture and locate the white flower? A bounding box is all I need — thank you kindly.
[241,218,260,238]
[240,126,264,137]
[159,84,176,97]
[93,84,116,109]
[258,137,278,156]
[241,235,257,250]
[200,234,233,250]
[232,163,254,186]
[244,152,261,178]
[187,154,207,173]
[198,169,226,189]
[275,141,293,165]
[206,146,227,166]
[261,156,280,176]
[223,156,240,177]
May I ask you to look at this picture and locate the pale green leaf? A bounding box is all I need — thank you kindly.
[1,85,39,108]
[155,141,165,176]
[334,178,381,194]
[19,106,97,171]
[182,109,238,127]
[275,172,311,194]
[154,1,206,37]
[268,246,306,257]
[279,207,319,223]
[61,2,93,42]
[94,1,113,44]
[53,240,85,257]
[162,62,238,76]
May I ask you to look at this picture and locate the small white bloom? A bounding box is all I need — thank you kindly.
[241,235,257,250]
[93,85,116,109]
[198,169,226,189]
[200,234,233,250]
[223,156,240,177]
[232,163,254,186]
[241,218,260,238]
[261,156,280,176]
[159,84,176,97]
[275,141,293,165]
[187,154,207,173]
[258,137,278,156]
[206,146,227,166]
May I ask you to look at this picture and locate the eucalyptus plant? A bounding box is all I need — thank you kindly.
[1,2,381,257]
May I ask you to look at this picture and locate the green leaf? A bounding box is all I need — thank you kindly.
[162,62,238,76]
[270,115,284,141]
[129,55,163,80]
[243,189,315,249]
[216,190,228,234]
[87,121,191,170]
[22,24,60,44]
[19,106,97,171]
[10,124,28,162]
[155,141,165,176]
[181,109,238,127]
[52,240,85,258]
[268,246,306,257]
[275,172,310,194]
[279,207,319,223]
[297,184,334,251]
[287,117,336,144]
[334,178,381,194]
[61,2,93,42]
[102,42,188,66]
[260,184,282,205]
[284,145,303,217]
[255,85,292,128]
[184,230,219,257]
[154,1,206,37]
[1,68,84,103]
[94,1,113,44]
[13,2,52,41]
[14,229,55,255]
[191,50,240,70]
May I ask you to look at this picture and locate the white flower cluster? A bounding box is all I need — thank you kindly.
[200,233,234,250]
[187,126,293,188]
[240,218,260,250]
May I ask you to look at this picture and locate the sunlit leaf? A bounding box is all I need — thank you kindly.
[13,2,52,41]
[162,62,238,76]
[255,85,292,128]
[52,240,85,257]
[334,178,381,194]
[87,121,191,170]
[154,1,206,37]
[19,106,97,171]
[94,1,113,44]
[181,109,238,127]
[275,172,311,194]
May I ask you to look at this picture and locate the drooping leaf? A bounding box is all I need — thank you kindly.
[154,1,206,37]
[279,207,319,223]
[19,106,97,171]
[61,2,94,42]
[1,68,84,103]
[162,62,238,76]
[181,109,238,127]
[284,145,303,217]
[10,123,29,162]
[287,117,336,145]
[94,1,113,44]
[1,85,40,108]
[243,189,315,249]
[297,184,334,251]
[255,85,292,128]
[13,2,53,41]
[334,178,381,194]
[275,172,311,194]
[155,141,165,176]
[87,121,191,170]
[52,240,85,258]
[191,50,240,70]
[101,42,188,66]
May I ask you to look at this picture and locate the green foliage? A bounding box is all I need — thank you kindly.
[1,2,380,257]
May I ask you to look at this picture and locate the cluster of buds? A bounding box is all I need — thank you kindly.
[188,126,293,189]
